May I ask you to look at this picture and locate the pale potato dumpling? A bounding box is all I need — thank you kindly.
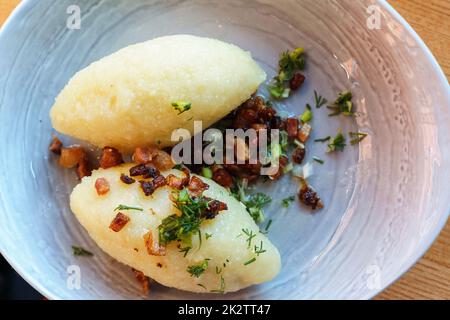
[70,164,281,293]
[50,35,266,153]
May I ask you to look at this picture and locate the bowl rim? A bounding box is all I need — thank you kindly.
[0,0,448,300]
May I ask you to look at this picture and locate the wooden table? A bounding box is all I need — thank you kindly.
[1,0,449,300]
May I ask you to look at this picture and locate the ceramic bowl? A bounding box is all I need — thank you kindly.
[0,0,449,299]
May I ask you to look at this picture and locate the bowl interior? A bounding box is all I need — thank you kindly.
[0,0,449,299]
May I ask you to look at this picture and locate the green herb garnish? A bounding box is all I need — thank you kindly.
[215,266,222,274]
[241,228,257,249]
[158,188,225,246]
[264,219,273,232]
[244,193,272,223]
[314,90,328,108]
[231,182,271,223]
[327,130,347,152]
[280,130,290,152]
[243,257,257,266]
[313,156,325,164]
[201,167,213,179]
[327,91,354,116]
[172,101,192,115]
[300,104,313,123]
[268,85,290,99]
[187,259,209,278]
[173,164,184,170]
[281,196,295,208]
[72,246,93,257]
[349,131,368,145]
[205,233,213,240]
[243,242,266,266]
[210,275,226,293]
[314,136,331,143]
[179,246,191,257]
[254,241,266,256]
[114,204,143,212]
[269,48,306,99]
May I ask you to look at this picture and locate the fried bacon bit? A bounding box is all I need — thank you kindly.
[166,172,190,190]
[188,176,209,195]
[292,147,306,164]
[133,147,158,164]
[59,146,86,168]
[109,212,130,232]
[203,199,228,219]
[131,268,150,294]
[59,146,91,179]
[49,135,62,154]
[139,175,166,196]
[120,173,135,184]
[130,164,160,178]
[270,115,286,130]
[242,95,265,112]
[133,147,174,171]
[298,182,323,210]
[289,72,305,91]
[223,163,259,183]
[258,106,276,122]
[269,155,289,180]
[233,108,258,129]
[139,181,155,196]
[143,230,166,256]
[298,122,312,143]
[153,175,167,189]
[94,177,110,195]
[151,149,175,171]
[251,123,267,132]
[76,157,91,179]
[212,167,233,188]
[286,118,299,139]
[99,146,123,169]
[234,137,249,163]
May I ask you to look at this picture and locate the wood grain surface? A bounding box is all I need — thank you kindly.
[0,0,449,300]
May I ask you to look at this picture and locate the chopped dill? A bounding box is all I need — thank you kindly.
[114,204,143,212]
[244,258,256,266]
[187,259,209,278]
[241,228,257,249]
[327,130,347,152]
[281,196,295,208]
[314,90,328,108]
[327,91,354,116]
[72,246,93,257]
[349,131,368,145]
[313,156,325,164]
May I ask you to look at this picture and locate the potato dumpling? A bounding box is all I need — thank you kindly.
[51,35,266,153]
[70,164,281,293]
